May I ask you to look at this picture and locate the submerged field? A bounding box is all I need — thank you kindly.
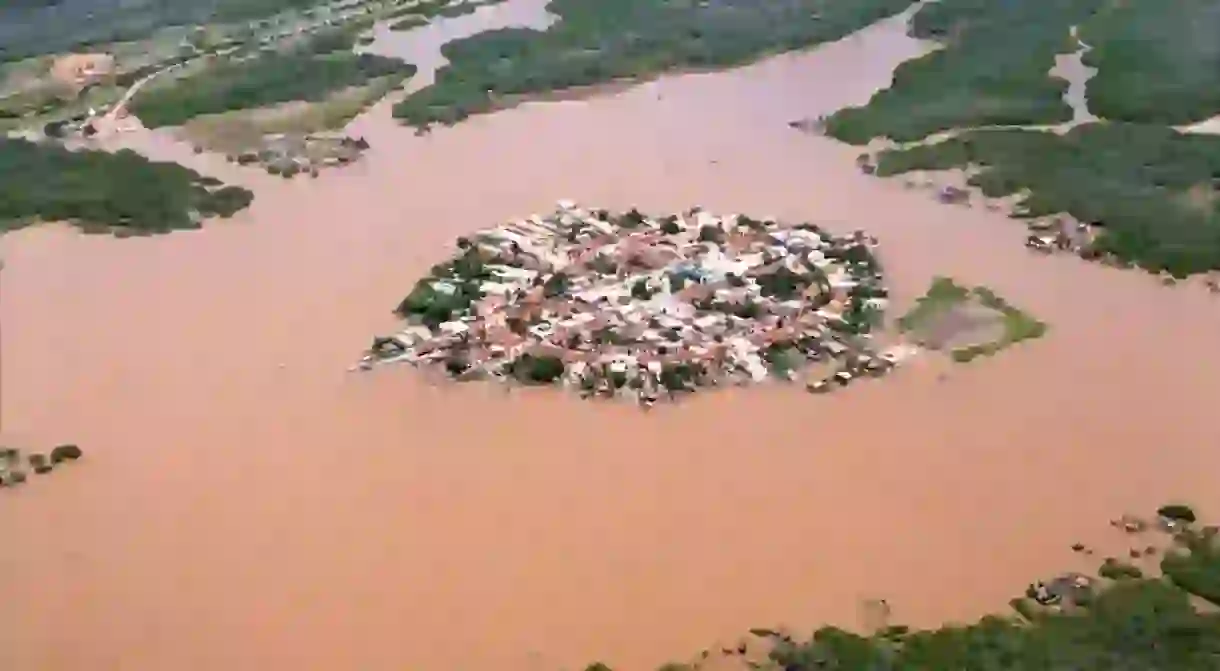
[897,276,1046,363]
[820,0,1220,277]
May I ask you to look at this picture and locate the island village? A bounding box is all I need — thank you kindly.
[356,201,917,407]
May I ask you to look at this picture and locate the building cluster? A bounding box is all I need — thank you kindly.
[229,134,370,177]
[1024,217,1098,256]
[357,201,916,407]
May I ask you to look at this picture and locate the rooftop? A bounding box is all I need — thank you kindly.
[357,202,910,407]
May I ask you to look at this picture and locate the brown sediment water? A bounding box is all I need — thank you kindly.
[4,5,1220,671]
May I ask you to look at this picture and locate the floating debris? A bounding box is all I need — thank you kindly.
[358,202,905,407]
[1111,514,1149,534]
[0,443,84,489]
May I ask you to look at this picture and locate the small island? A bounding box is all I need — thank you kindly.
[358,202,916,407]
[898,276,1047,363]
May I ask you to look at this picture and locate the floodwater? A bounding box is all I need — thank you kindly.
[357,0,557,84]
[4,4,1220,670]
[1050,26,1098,127]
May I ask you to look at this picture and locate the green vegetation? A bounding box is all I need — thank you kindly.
[1080,0,1220,125]
[0,0,338,62]
[394,246,491,327]
[0,138,253,233]
[896,276,970,331]
[873,125,1220,277]
[1161,505,1200,524]
[825,0,1100,145]
[209,0,334,24]
[131,30,414,127]
[609,507,1220,671]
[1163,526,1220,606]
[392,0,919,129]
[510,354,566,384]
[898,276,1047,363]
[386,0,508,29]
[824,0,1220,138]
[821,0,1220,276]
[1099,557,1144,581]
[762,577,1220,670]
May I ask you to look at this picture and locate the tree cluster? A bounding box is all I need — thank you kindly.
[131,34,415,128]
[392,0,918,129]
[0,138,253,233]
[875,124,1220,276]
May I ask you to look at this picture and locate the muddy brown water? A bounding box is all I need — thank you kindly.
[4,6,1220,671]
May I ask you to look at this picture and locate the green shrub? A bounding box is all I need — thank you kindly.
[49,444,83,463]
[1159,504,1198,523]
[1099,558,1144,580]
[511,354,565,384]
[1162,530,1220,605]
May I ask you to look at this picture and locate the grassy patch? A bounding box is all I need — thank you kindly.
[874,124,1220,276]
[130,27,414,128]
[898,276,1046,363]
[391,0,919,129]
[0,137,253,233]
[180,75,396,152]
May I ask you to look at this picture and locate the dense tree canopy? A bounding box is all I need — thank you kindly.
[393,0,920,128]
[0,138,253,233]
